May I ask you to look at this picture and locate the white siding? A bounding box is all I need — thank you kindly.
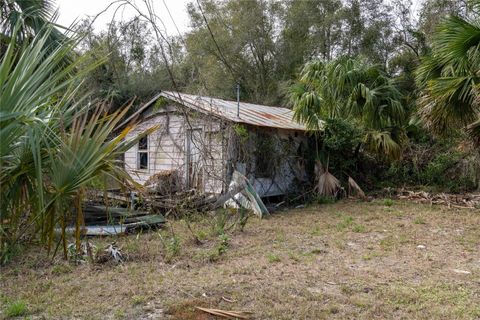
[124,109,226,194]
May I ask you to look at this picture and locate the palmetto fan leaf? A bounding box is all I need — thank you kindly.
[416,10,480,143]
[432,15,480,73]
[364,130,402,160]
[290,57,406,159]
[0,0,65,44]
[0,24,150,261]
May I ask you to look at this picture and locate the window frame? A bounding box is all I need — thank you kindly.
[137,135,149,170]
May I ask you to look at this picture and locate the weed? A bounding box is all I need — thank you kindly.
[340,285,354,295]
[124,239,140,253]
[212,209,229,236]
[310,226,322,236]
[362,251,383,261]
[267,253,281,263]
[217,234,230,255]
[5,300,27,318]
[352,224,366,233]
[383,198,394,207]
[233,124,249,143]
[328,305,340,314]
[194,248,224,263]
[236,207,249,231]
[379,235,395,251]
[334,239,346,249]
[131,295,146,306]
[163,235,181,262]
[287,251,301,262]
[336,216,354,231]
[310,248,326,254]
[413,216,426,224]
[196,230,208,241]
[51,264,73,275]
[114,309,126,319]
[274,232,286,243]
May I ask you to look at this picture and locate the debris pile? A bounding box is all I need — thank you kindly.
[150,190,217,217]
[144,169,183,195]
[393,189,480,209]
[65,205,165,236]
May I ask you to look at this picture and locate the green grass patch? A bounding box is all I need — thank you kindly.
[383,198,394,207]
[5,300,28,318]
[352,224,366,233]
[413,216,426,225]
[267,253,281,263]
[336,216,354,231]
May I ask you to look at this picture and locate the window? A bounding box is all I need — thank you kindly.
[137,136,148,170]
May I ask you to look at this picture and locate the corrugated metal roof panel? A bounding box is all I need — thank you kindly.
[160,91,308,131]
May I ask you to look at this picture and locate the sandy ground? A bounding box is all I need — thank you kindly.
[1,199,479,319]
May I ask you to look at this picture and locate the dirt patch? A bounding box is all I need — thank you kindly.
[1,200,479,319]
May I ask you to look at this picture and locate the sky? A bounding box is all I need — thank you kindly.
[55,0,424,36]
[55,0,191,36]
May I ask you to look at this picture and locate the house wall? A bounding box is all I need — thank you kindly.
[124,106,308,197]
[123,107,226,194]
[229,126,308,197]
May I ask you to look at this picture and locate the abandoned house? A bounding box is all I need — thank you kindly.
[122,91,310,197]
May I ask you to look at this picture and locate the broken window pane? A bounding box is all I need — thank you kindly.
[138,152,148,169]
[138,136,148,150]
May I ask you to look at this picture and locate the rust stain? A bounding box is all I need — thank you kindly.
[160,91,310,130]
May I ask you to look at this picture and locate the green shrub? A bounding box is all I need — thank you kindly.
[321,118,363,174]
[421,151,476,192]
[383,198,394,207]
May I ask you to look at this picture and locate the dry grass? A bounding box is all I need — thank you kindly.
[1,200,479,319]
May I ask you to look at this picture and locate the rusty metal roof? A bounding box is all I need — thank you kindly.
[159,91,308,131]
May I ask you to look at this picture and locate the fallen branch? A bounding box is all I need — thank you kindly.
[195,306,253,319]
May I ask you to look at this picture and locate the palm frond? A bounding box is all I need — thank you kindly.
[317,170,341,197]
[348,176,366,199]
[466,117,480,146]
[364,130,402,160]
[416,12,480,140]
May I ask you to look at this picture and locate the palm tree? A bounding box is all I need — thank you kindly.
[1,0,66,50]
[290,57,406,160]
[0,25,151,262]
[415,4,480,144]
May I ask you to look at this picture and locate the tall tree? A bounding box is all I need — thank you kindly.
[185,0,281,104]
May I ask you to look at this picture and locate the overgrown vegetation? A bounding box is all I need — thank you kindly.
[0,22,149,262]
[1,201,479,319]
[0,0,479,265]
